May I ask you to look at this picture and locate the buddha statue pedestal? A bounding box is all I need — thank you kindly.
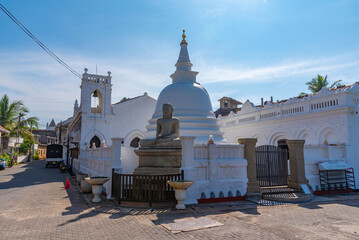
[133,144,182,175]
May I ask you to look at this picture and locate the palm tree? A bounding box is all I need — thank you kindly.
[0,94,28,130]
[0,94,39,151]
[305,75,342,93]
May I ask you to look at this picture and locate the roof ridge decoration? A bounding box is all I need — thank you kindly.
[171,30,198,84]
[181,29,187,45]
[240,100,256,114]
[312,86,335,99]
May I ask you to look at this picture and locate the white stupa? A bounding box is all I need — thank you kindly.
[145,30,224,143]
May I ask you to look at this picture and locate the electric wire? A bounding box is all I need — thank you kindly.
[0,3,82,78]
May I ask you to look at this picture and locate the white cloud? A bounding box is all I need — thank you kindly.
[1,50,358,126]
[198,56,359,84]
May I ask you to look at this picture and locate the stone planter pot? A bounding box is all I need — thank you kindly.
[80,179,92,193]
[85,177,110,203]
[167,181,194,210]
[76,173,88,185]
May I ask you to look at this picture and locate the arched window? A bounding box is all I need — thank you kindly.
[90,136,101,148]
[91,90,102,113]
[130,137,140,148]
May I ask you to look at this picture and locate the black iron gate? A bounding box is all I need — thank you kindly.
[256,145,288,187]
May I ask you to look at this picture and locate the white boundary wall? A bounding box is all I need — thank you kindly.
[181,137,247,204]
[304,145,348,190]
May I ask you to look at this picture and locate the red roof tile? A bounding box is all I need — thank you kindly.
[0,125,10,134]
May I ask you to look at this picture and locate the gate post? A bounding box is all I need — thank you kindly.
[107,138,123,199]
[181,136,198,205]
[286,140,309,189]
[238,138,261,196]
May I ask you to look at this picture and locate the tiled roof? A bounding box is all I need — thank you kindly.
[32,129,57,145]
[214,108,240,117]
[0,125,10,134]
[218,96,242,105]
[49,119,56,127]
[112,95,142,105]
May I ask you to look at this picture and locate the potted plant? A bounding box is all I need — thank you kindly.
[76,172,88,185]
[167,180,194,210]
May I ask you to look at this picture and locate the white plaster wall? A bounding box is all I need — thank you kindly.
[303,145,347,190]
[110,95,156,143]
[80,116,112,149]
[182,140,248,204]
[221,110,349,146]
[121,146,139,174]
[346,101,359,187]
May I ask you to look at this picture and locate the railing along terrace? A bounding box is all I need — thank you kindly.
[216,144,243,159]
[83,73,111,85]
[193,144,244,160]
[310,98,339,110]
[282,106,304,115]
[220,93,351,125]
[193,144,209,159]
[80,147,111,177]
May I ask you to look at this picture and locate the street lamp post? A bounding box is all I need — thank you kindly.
[66,135,73,174]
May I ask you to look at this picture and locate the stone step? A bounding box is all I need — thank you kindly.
[263,192,313,203]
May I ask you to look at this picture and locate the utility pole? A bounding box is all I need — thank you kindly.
[28,122,32,162]
[66,134,70,167]
[59,122,62,144]
[14,112,24,165]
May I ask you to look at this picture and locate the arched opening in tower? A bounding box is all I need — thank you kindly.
[91,90,102,113]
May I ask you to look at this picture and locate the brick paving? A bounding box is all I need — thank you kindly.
[0,160,359,240]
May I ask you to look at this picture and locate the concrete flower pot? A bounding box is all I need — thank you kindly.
[85,177,110,203]
[80,179,92,193]
[76,173,88,185]
[167,181,194,210]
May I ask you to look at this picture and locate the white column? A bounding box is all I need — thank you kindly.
[105,138,123,199]
[181,136,198,205]
[111,138,123,173]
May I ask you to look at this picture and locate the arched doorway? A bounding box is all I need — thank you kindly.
[90,136,101,148]
[277,139,289,160]
[130,137,140,148]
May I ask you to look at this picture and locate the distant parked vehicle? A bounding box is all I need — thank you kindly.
[0,158,6,170]
[45,144,63,168]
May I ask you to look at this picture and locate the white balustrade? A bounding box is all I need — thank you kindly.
[220,85,359,125]
[77,138,122,199]
[184,141,247,203]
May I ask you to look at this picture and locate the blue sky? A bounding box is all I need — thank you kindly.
[1,0,359,127]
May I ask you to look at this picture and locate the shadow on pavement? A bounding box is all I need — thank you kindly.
[0,160,67,190]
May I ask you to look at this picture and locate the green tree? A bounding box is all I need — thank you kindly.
[0,94,28,130]
[305,75,342,93]
[0,94,39,151]
[19,134,35,154]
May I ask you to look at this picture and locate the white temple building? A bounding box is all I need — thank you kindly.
[217,84,359,190]
[58,31,358,201]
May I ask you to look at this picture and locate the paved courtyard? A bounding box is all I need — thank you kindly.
[0,160,358,240]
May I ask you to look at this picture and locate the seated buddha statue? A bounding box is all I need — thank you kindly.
[140,103,181,148]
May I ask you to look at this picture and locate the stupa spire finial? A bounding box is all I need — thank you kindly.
[181,29,187,45]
